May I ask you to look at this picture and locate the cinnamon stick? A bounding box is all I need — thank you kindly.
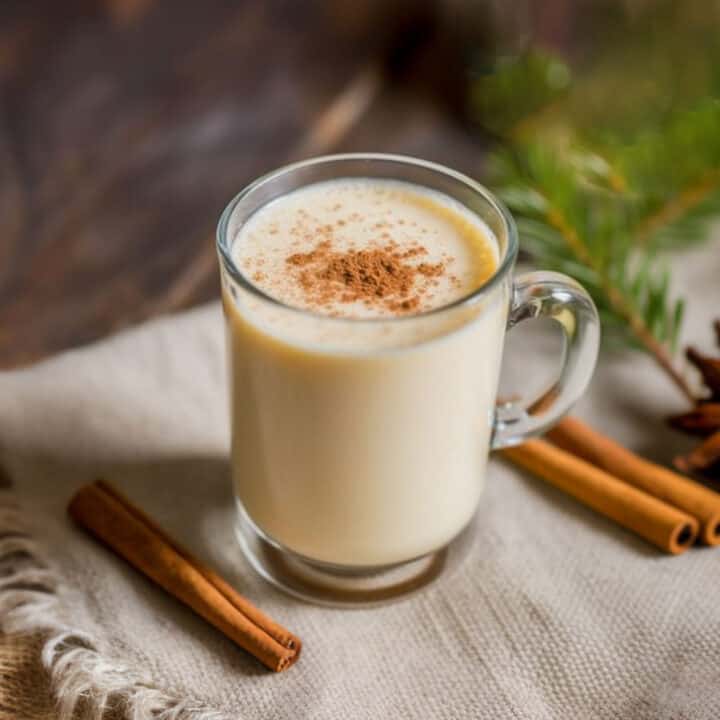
[68,481,301,671]
[548,416,720,545]
[502,439,698,554]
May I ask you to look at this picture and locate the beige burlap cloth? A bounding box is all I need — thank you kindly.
[1,239,720,719]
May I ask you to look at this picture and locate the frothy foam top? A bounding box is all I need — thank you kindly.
[232,178,498,319]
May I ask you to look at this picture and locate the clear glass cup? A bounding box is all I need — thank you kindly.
[216,154,600,605]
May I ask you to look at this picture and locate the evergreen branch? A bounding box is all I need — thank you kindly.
[490,139,706,402]
[633,170,720,246]
[617,99,720,250]
[539,191,696,402]
[473,5,720,402]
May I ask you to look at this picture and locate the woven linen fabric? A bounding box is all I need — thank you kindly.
[1,238,720,719]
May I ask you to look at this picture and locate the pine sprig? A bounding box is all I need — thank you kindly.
[633,172,720,250]
[616,99,720,250]
[490,141,702,402]
[472,1,720,401]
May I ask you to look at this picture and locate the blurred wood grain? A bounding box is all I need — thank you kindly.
[0,0,488,368]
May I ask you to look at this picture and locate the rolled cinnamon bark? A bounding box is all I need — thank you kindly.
[502,439,699,554]
[548,416,720,545]
[68,481,301,671]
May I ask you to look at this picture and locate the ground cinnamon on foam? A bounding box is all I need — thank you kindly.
[286,240,448,314]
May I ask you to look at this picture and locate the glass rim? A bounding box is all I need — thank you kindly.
[216,152,518,323]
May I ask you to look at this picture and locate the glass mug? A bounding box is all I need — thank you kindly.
[216,154,600,605]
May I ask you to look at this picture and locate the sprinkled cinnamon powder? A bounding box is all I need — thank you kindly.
[285,240,447,314]
[286,241,331,267]
[234,179,499,319]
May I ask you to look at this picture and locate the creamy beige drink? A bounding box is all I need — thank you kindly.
[224,178,508,566]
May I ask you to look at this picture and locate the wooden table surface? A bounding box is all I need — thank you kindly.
[0,0,492,368]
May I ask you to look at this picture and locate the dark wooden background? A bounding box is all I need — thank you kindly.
[2,0,584,368]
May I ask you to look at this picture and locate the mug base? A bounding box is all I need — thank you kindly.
[235,502,476,607]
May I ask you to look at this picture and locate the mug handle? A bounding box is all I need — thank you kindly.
[491,271,601,449]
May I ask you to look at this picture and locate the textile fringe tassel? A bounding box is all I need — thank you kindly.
[0,493,230,720]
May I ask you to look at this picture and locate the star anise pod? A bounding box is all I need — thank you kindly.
[668,403,720,435]
[667,320,720,476]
